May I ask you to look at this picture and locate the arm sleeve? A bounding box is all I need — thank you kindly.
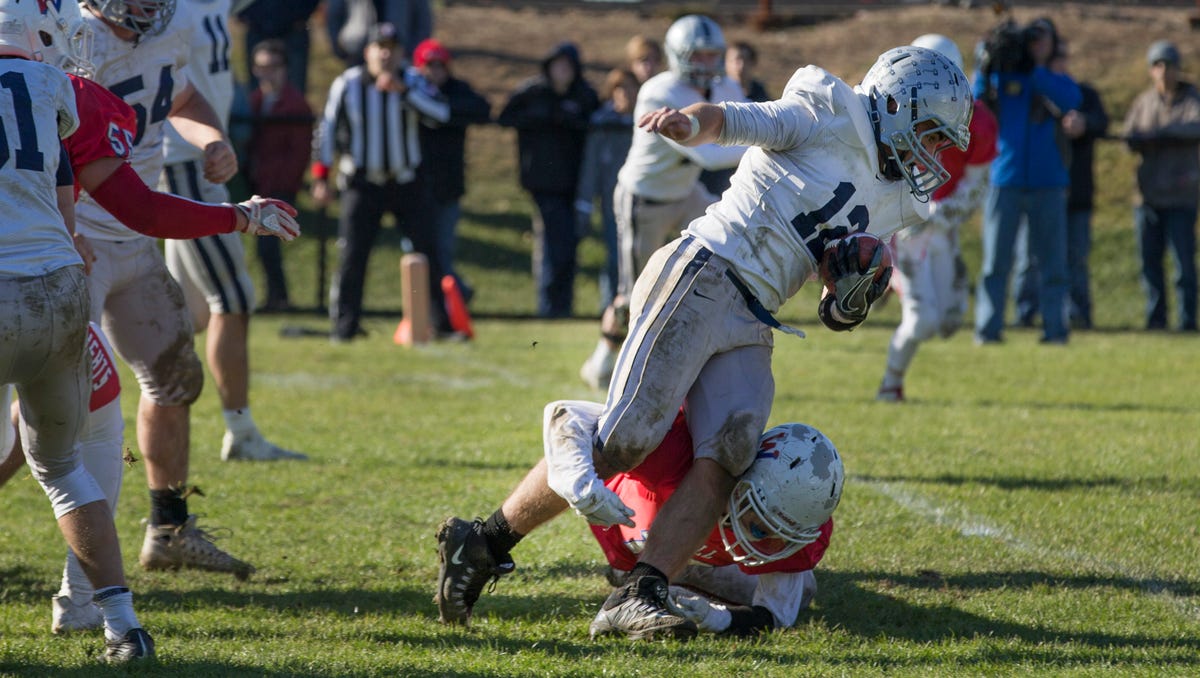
[404,72,451,124]
[1032,68,1082,114]
[749,571,817,629]
[717,98,815,152]
[314,74,348,172]
[87,162,237,239]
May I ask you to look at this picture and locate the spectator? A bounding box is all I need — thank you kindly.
[578,15,746,390]
[236,0,320,94]
[247,39,317,313]
[973,18,1081,344]
[326,0,432,66]
[497,41,599,318]
[877,34,998,402]
[1122,40,1200,332]
[312,23,452,342]
[625,34,664,85]
[414,38,492,304]
[1012,39,1109,330]
[700,40,771,196]
[575,68,640,311]
[724,41,770,102]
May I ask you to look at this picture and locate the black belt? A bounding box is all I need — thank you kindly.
[724,268,787,331]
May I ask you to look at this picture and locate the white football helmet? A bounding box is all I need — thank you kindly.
[83,0,176,39]
[0,0,93,76]
[911,33,964,72]
[664,14,725,90]
[860,45,973,201]
[720,423,844,567]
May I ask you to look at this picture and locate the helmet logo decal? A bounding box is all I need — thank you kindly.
[38,0,64,15]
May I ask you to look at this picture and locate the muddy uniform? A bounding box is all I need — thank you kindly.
[0,58,97,507]
[76,4,204,408]
[595,66,930,477]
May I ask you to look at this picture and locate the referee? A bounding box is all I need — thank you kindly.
[312,22,451,342]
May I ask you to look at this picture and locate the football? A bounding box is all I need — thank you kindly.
[819,232,893,292]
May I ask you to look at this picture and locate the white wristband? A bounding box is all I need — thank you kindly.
[685,113,701,140]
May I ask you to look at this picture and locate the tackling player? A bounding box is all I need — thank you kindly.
[436,401,841,637]
[439,45,971,640]
[876,34,999,402]
[578,14,748,391]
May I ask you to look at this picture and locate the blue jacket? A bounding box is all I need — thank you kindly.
[974,66,1081,188]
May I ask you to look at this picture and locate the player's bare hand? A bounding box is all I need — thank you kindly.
[1061,110,1086,139]
[638,107,694,141]
[375,71,408,94]
[202,140,238,184]
[73,233,96,276]
[311,179,332,207]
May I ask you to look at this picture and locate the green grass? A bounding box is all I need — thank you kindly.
[4,6,1200,675]
[1,312,1198,676]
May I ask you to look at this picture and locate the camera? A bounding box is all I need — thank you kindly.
[978,19,1034,75]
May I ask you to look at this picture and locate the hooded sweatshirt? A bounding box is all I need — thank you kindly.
[497,42,599,195]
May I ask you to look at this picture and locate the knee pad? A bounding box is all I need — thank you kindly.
[36,462,106,520]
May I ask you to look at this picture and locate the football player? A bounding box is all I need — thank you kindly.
[0,0,297,640]
[159,0,307,462]
[438,45,970,640]
[436,401,841,637]
[876,34,999,402]
[578,14,748,391]
[0,0,151,663]
[75,0,257,582]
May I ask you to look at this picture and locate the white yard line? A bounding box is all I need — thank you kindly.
[859,477,1200,621]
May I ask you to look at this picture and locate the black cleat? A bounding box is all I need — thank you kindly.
[103,628,155,664]
[434,517,514,626]
[589,575,697,641]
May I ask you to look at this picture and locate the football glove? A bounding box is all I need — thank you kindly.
[818,237,892,331]
[669,589,732,633]
[233,195,301,242]
[567,478,636,528]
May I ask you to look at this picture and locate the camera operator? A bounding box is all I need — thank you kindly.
[973,18,1082,345]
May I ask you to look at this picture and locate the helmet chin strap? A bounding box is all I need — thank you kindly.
[868,92,905,181]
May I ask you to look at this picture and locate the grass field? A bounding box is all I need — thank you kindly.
[3,2,1200,676]
[1,312,1198,676]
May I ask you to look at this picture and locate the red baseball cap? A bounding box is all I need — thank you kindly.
[414,39,451,67]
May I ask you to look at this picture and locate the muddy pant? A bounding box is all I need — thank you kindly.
[598,236,774,477]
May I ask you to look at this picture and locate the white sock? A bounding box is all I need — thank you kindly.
[222,408,257,439]
[95,587,139,641]
[59,550,94,604]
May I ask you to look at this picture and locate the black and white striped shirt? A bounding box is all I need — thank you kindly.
[316,65,450,184]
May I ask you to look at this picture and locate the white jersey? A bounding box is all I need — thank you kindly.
[162,0,233,165]
[0,60,80,277]
[76,4,196,241]
[687,66,931,312]
[617,71,748,202]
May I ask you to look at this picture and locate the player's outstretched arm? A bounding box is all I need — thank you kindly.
[638,102,725,146]
[77,157,299,241]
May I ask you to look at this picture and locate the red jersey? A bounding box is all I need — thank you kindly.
[64,75,137,201]
[932,99,998,202]
[592,410,833,576]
